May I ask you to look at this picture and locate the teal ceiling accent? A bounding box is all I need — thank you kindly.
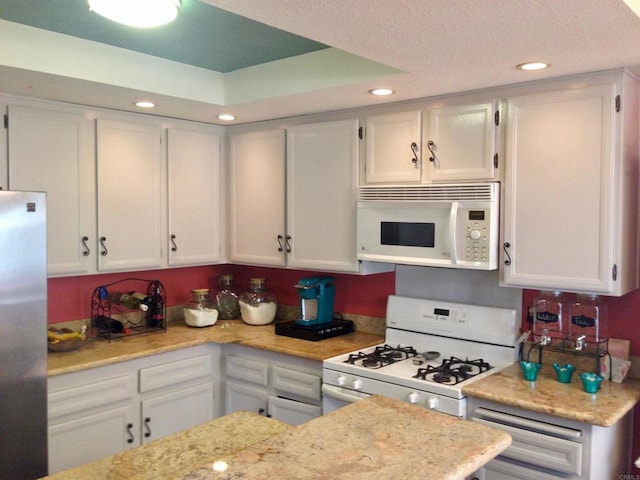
[0,0,329,73]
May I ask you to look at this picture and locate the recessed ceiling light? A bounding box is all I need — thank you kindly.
[516,62,551,71]
[369,88,395,96]
[217,114,236,121]
[135,101,156,108]
[88,0,181,28]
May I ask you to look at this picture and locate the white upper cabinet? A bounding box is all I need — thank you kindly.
[286,119,360,272]
[363,111,422,184]
[230,119,364,272]
[229,129,286,266]
[501,73,639,296]
[424,101,499,182]
[7,104,97,276]
[167,127,221,266]
[96,118,164,272]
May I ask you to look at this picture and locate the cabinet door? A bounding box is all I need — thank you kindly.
[425,102,498,181]
[96,118,163,271]
[141,382,214,443]
[364,111,421,183]
[286,119,360,271]
[229,130,286,266]
[167,128,221,266]
[225,379,269,416]
[8,105,96,276]
[48,403,138,474]
[268,396,322,426]
[501,84,616,293]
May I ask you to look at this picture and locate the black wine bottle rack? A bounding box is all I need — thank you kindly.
[91,278,167,341]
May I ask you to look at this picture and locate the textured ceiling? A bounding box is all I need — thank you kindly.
[1,0,640,125]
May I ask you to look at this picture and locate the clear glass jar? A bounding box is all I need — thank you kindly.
[183,289,218,327]
[214,274,241,320]
[569,294,607,352]
[239,278,277,325]
[533,291,568,347]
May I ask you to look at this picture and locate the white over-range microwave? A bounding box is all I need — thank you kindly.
[357,182,500,270]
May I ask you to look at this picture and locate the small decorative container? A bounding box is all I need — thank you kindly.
[184,289,218,328]
[520,361,542,381]
[214,274,242,320]
[578,372,604,393]
[552,363,576,383]
[239,278,277,326]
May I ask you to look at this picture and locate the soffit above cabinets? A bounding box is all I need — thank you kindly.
[1,0,640,125]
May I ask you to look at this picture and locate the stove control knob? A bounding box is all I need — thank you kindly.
[426,397,439,410]
[407,392,420,404]
[352,378,364,390]
[336,375,347,386]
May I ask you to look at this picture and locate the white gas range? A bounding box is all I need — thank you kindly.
[322,295,521,417]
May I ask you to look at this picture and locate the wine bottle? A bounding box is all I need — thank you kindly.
[94,315,130,334]
[148,282,164,328]
[107,291,149,311]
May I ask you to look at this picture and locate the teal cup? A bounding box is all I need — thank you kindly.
[578,372,604,393]
[520,361,542,381]
[552,363,576,383]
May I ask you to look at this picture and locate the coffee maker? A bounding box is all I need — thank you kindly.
[294,275,335,326]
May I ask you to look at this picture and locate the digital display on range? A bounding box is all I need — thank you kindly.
[434,308,450,317]
[468,210,485,221]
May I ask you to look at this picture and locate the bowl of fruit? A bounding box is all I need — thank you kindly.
[47,325,90,352]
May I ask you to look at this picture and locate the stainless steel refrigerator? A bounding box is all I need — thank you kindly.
[0,191,48,478]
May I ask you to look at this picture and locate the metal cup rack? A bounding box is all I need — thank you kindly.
[91,278,167,341]
[527,337,611,379]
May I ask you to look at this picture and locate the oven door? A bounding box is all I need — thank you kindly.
[321,384,370,414]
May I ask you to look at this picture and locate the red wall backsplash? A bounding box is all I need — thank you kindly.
[47,265,395,323]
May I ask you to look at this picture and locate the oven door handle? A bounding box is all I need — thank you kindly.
[321,384,368,404]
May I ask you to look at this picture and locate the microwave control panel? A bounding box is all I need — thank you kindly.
[462,209,491,264]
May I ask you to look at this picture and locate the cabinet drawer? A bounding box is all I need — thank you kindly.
[225,355,268,386]
[268,396,322,426]
[272,365,321,401]
[139,353,213,393]
[472,417,583,475]
[49,373,136,421]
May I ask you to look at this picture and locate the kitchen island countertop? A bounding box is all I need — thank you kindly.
[44,395,511,480]
[48,319,384,376]
[462,362,640,427]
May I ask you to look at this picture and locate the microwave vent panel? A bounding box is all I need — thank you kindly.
[358,183,498,202]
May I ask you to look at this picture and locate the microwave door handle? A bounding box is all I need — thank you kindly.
[449,201,460,265]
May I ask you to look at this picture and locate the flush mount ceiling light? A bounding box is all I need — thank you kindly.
[134,101,156,108]
[217,114,236,121]
[516,62,551,71]
[88,0,181,28]
[368,88,395,96]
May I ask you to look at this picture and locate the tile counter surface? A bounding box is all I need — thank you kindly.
[462,363,640,427]
[48,320,384,376]
[44,396,511,480]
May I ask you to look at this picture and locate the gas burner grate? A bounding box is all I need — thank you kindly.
[413,356,493,385]
[344,344,418,369]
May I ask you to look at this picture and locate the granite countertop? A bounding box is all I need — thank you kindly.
[42,410,293,480]
[44,396,511,480]
[462,363,640,427]
[48,320,384,376]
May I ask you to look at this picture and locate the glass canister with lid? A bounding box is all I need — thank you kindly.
[239,278,277,325]
[214,274,242,320]
[568,294,608,352]
[184,289,219,327]
[532,291,568,347]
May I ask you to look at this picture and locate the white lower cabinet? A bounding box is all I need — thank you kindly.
[47,345,219,474]
[223,345,322,426]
